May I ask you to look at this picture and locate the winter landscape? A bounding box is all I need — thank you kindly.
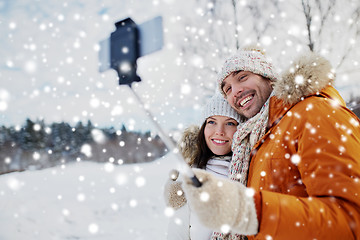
[1,0,360,239]
[0,154,177,239]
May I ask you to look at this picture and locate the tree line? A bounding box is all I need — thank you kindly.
[0,119,168,175]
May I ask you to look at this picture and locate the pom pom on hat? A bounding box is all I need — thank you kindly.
[217,45,279,96]
[202,93,241,124]
[241,44,266,55]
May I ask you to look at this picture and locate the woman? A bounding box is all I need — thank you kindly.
[164,93,241,240]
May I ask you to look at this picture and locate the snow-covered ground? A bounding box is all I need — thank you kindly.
[0,154,179,240]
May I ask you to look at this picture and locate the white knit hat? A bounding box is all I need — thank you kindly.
[202,93,241,123]
[217,46,279,96]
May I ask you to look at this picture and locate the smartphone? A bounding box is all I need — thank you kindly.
[98,16,163,74]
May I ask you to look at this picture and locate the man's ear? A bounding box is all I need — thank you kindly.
[269,79,275,89]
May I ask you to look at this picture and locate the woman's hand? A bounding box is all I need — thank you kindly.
[163,169,187,209]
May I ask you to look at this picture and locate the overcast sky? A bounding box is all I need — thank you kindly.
[1,0,360,133]
[0,0,201,133]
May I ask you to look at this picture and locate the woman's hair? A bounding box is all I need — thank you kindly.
[192,120,232,169]
[187,93,239,168]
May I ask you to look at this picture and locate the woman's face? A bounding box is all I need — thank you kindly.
[204,115,238,156]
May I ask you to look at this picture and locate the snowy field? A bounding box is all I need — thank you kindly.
[0,154,178,240]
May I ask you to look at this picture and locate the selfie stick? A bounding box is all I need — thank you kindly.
[129,85,202,187]
[100,16,201,187]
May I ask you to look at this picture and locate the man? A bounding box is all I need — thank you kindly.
[182,47,360,239]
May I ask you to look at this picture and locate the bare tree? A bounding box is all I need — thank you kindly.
[335,4,360,70]
[172,0,360,102]
[231,0,240,49]
[174,0,280,99]
[299,0,360,70]
[301,0,315,51]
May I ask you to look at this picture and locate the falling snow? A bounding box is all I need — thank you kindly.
[81,144,92,157]
[291,154,301,165]
[0,155,176,239]
[1,0,360,239]
[200,191,210,202]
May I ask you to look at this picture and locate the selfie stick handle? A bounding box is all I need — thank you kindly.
[129,85,202,187]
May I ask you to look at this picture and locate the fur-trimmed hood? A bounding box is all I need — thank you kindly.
[274,51,335,105]
[177,124,200,166]
[179,52,337,164]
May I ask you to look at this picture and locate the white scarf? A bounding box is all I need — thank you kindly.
[211,94,271,240]
[205,156,231,178]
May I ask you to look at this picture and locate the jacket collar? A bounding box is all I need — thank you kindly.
[267,86,344,128]
[267,51,342,128]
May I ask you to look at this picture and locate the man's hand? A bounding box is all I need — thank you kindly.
[182,168,259,235]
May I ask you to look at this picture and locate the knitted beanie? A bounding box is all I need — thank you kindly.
[217,45,279,96]
[202,93,241,123]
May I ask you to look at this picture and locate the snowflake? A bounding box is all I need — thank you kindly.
[200,191,210,202]
[295,75,304,85]
[33,152,41,160]
[77,193,86,202]
[181,84,192,95]
[6,177,22,191]
[81,144,92,157]
[90,98,100,108]
[116,173,128,185]
[104,162,114,173]
[91,129,106,144]
[111,105,123,116]
[0,101,8,111]
[221,224,231,233]
[120,61,132,73]
[62,209,70,216]
[129,199,138,207]
[24,60,37,73]
[261,36,272,46]
[135,176,146,187]
[88,223,99,234]
[164,207,175,217]
[291,154,301,165]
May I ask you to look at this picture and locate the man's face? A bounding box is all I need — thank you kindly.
[221,71,273,119]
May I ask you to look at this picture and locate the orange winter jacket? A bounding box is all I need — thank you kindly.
[246,54,360,240]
